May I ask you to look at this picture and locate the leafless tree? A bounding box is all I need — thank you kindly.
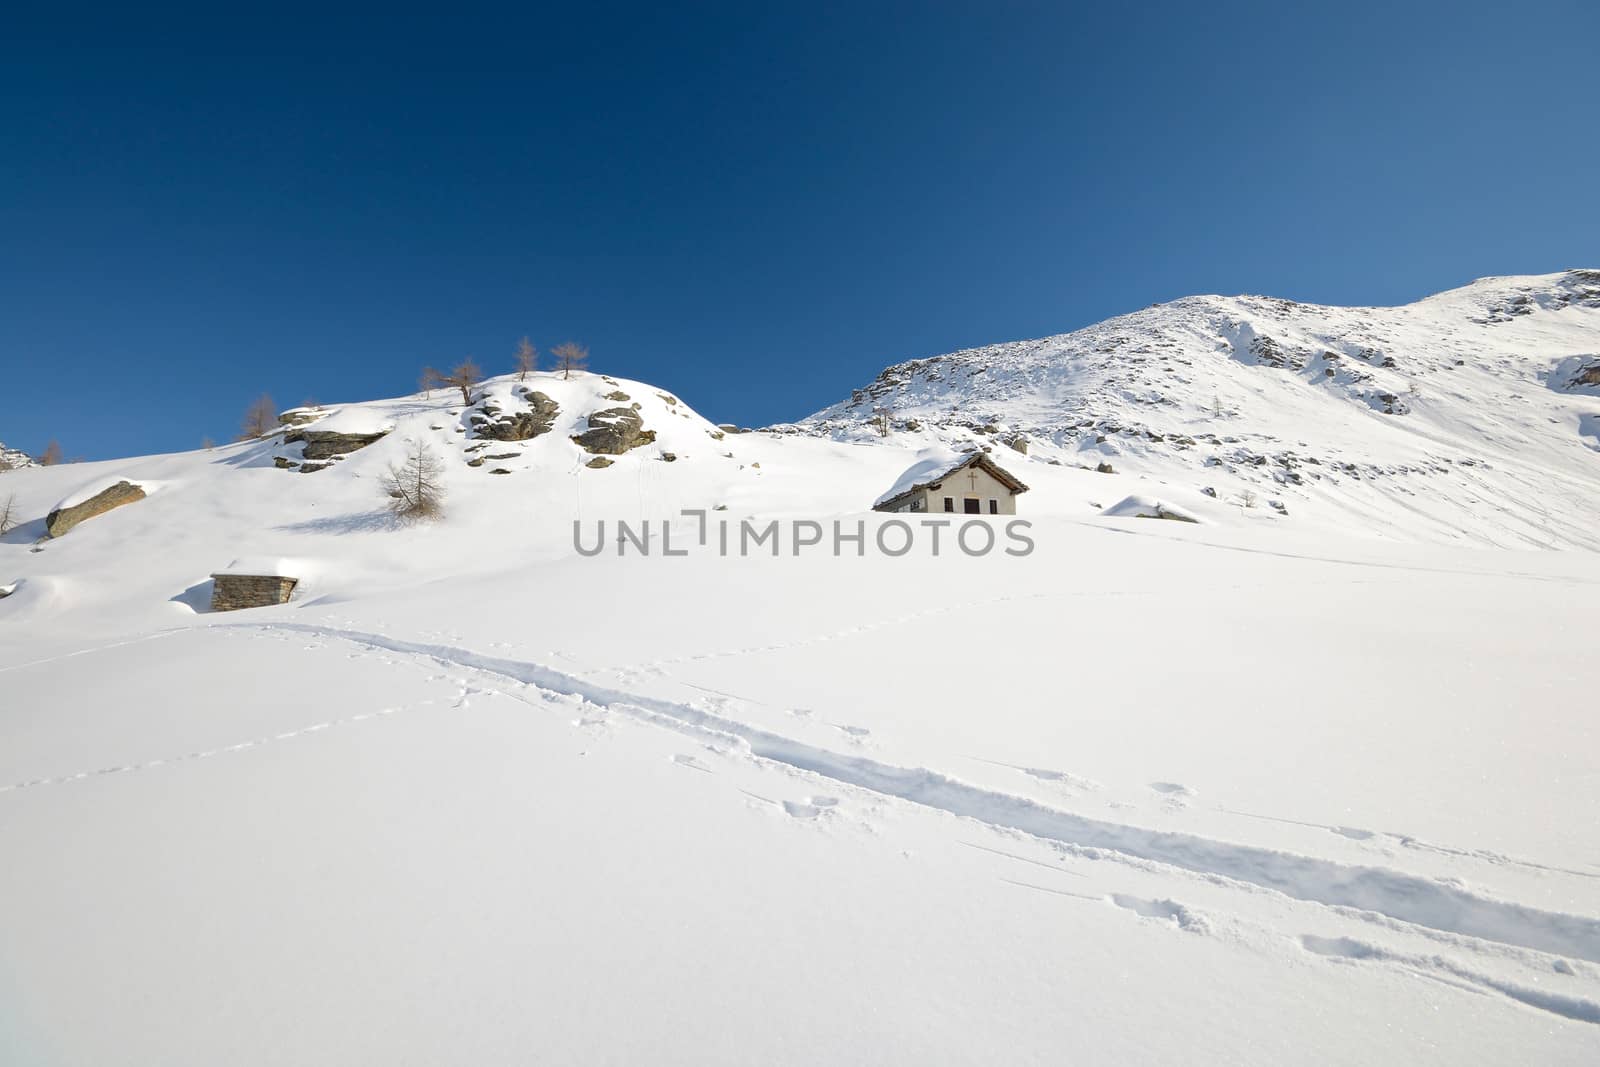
[381,438,446,522]
[1238,487,1258,509]
[551,342,588,380]
[419,366,443,398]
[201,436,216,451]
[515,337,538,381]
[424,359,483,405]
[237,394,278,440]
[871,407,892,437]
[0,493,16,535]
[38,440,64,465]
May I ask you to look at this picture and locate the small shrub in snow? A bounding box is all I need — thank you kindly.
[382,439,447,522]
[0,493,16,534]
[1238,488,1258,509]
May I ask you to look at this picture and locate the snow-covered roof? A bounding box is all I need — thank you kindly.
[874,450,1029,509]
[212,557,302,579]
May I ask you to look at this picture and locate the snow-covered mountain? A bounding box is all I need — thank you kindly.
[4,297,1600,1065]
[783,270,1600,549]
[0,441,36,471]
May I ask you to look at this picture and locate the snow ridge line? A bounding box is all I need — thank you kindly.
[239,622,1600,966]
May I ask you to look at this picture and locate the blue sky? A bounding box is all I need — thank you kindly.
[3,1,1597,460]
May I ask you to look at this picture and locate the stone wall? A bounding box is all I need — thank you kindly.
[210,574,298,612]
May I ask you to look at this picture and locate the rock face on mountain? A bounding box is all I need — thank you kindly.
[46,480,146,537]
[778,269,1600,549]
[471,390,560,441]
[286,428,391,461]
[572,407,656,454]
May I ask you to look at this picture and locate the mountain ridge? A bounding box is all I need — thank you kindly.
[776,269,1600,548]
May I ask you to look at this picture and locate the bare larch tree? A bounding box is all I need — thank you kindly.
[0,493,16,535]
[237,394,278,440]
[515,337,538,381]
[551,342,588,380]
[423,359,483,405]
[382,438,446,522]
[38,440,64,465]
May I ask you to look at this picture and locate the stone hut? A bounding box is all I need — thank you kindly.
[210,560,300,611]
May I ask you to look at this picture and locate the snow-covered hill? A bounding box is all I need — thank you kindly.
[784,270,1600,549]
[0,441,36,471]
[3,321,1599,1064]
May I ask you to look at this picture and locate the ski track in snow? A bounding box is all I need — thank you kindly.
[191,621,1600,977]
[1299,935,1600,1024]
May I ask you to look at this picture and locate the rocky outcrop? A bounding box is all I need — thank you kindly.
[277,407,327,427]
[46,481,146,537]
[586,456,614,469]
[471,391,560,441]
[284,428,390,460]
[572,407,656,455]
[211,573,298,612]
[1570,361,1600,389]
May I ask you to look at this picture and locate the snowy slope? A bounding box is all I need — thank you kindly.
[3,353,1599,1062]
[785,270,1600,549]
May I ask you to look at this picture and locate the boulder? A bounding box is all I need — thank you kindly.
[285,428,390,460]
[571,407,656,454]
[277,407,327,427]
[1096,462,1115,474]
[46,481,146,537]
[472,392,560,441]
[1570,361,1600,389]
[211,573,297,612]
[586,456,614,469]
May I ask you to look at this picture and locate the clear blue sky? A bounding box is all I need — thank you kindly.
[3,1,1596,460]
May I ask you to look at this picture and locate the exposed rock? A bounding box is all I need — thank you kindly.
[46,481,146,537]
[662,452,677,462]
[1096,462,1115,474]
[586,456,614,469]
[1006,436,1029,455]
[1140,506,1198,523]
[466,457,485,468]
[708,430,725,441]
[284,428,391,461]
[1570,361,1600,389]
[717,424,747,434]
[603,390,631,402]
[471,392,560,441]
[277,407,326,427]
[488,468,512,475]
[572,407,656,454]
[211,573,297,612]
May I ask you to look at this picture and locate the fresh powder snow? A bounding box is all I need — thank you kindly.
[2,276,1599,1065]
